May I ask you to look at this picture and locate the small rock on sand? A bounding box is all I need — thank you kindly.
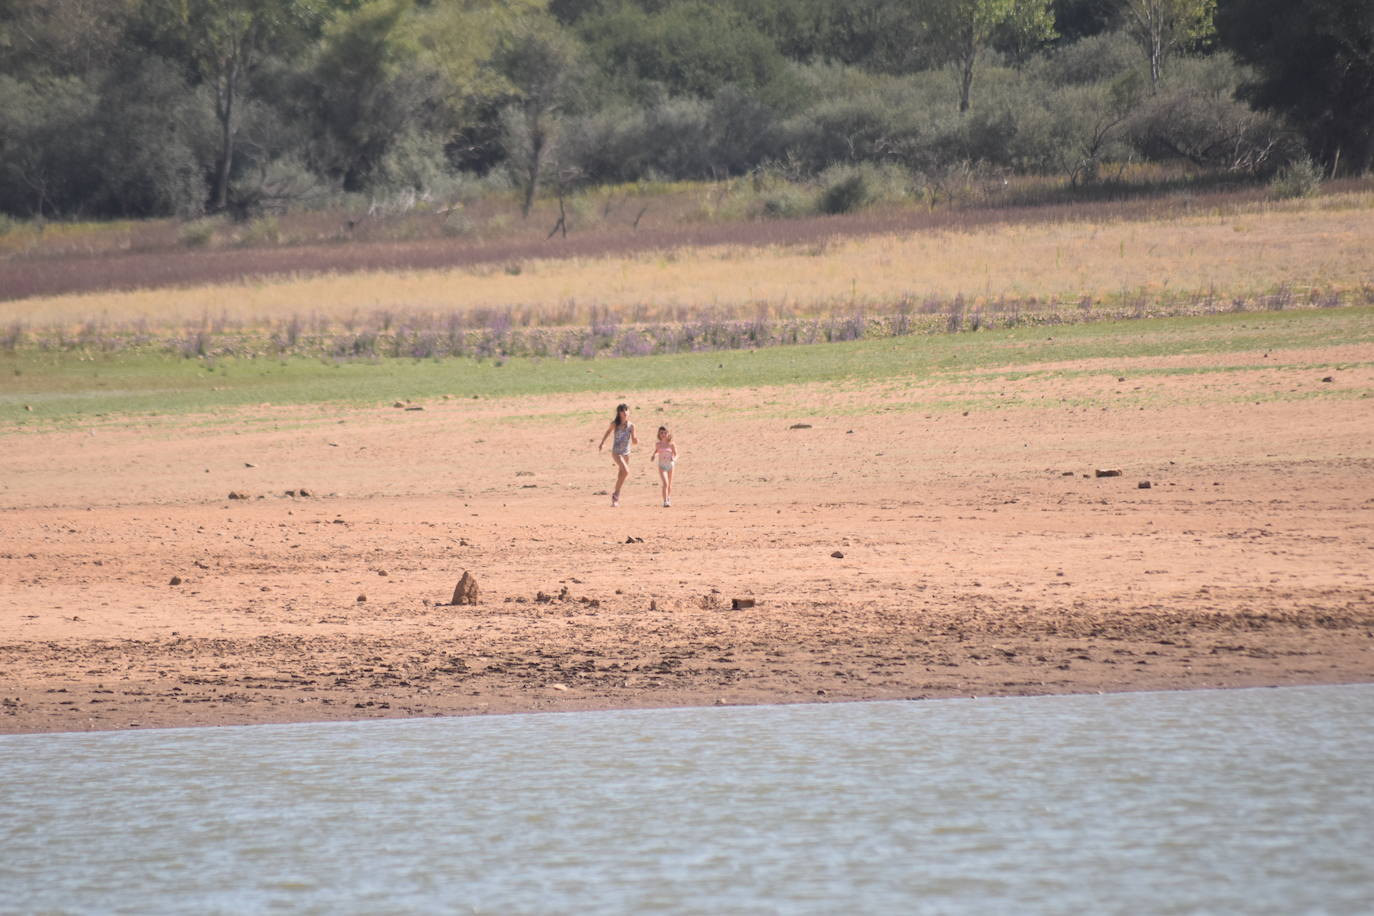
[1322,376,1334,383]
[356,594,366,603]
[831,550,845,559]
[789,423,813,429]
[1138,481,1152,489]
[451,571,480,606]
[1095,469,1123,478]
[169,576,182,586]
[731,597,756,610]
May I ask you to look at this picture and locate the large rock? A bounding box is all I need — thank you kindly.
[451,571,480,606]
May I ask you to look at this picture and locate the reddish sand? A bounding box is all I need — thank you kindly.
[2,344,1372,733]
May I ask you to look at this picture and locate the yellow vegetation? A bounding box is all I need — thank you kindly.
[7,193,1373,327]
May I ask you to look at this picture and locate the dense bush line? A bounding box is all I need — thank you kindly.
[0,0,1367,223]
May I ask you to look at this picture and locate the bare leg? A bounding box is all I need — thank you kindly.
[612,454,630,505]
[658,466,670,504]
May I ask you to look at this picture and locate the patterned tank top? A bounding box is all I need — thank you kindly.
[612,422,634,455]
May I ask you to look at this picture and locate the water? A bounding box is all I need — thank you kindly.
[3,686,1372,915]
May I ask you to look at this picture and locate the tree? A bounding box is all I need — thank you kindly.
[144,0,339,211]
[0,75,97,217]
[1218,0,1374,175]
[491,24,584,217]
[579,2,786,99]
[310,0,444,191]
[923,0,1055,112]
[0,0,135,78]
[1121,0,1214,89]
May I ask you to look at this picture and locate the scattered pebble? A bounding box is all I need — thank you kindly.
[831,550,845,559]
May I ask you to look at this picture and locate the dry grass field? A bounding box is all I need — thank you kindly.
[6,191,1373,332]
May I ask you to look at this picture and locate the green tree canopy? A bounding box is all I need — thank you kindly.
[923,0,1055,111]
[1219,0,1374,175]
[1121,0,1215,88]
[578,1,787,99]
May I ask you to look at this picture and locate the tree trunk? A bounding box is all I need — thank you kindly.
[213,59,239,212]
[1149,29,1163,88]
[957,28,976,113]
[522,116,545,218]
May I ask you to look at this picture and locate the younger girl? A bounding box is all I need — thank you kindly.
[597,403,637,507]
[652,426,678,507]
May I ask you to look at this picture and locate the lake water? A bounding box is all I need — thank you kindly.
[3,686,1372,915]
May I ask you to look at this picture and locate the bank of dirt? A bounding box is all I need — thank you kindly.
[2,345,1372,732]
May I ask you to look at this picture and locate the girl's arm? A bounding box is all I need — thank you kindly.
[630,424,639,446]
[598,423,612,450]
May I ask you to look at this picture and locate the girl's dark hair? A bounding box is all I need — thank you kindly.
[613,403,628,427]
[657,426,671,441]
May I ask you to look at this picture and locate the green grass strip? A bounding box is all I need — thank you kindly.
[3,307,1371,430]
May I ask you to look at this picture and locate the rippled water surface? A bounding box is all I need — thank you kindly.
[3,686,1373,914]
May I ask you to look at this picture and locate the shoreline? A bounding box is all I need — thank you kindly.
[6,672,1374,738]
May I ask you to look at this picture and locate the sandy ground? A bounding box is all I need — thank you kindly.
[2,344,1372,733]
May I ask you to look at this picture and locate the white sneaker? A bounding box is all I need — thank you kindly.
[664,498,671,507]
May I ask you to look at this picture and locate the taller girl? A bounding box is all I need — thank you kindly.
[597,403,638,507]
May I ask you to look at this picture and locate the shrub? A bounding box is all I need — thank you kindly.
[1269,157,1322,199]
[833,162,911,204]
[760,187,812,218]
[178,219,219,248]
[819,172,871,214]
[237,216,282,246]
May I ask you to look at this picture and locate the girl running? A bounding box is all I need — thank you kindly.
[652,426,678,507]
[597,403,637,507]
